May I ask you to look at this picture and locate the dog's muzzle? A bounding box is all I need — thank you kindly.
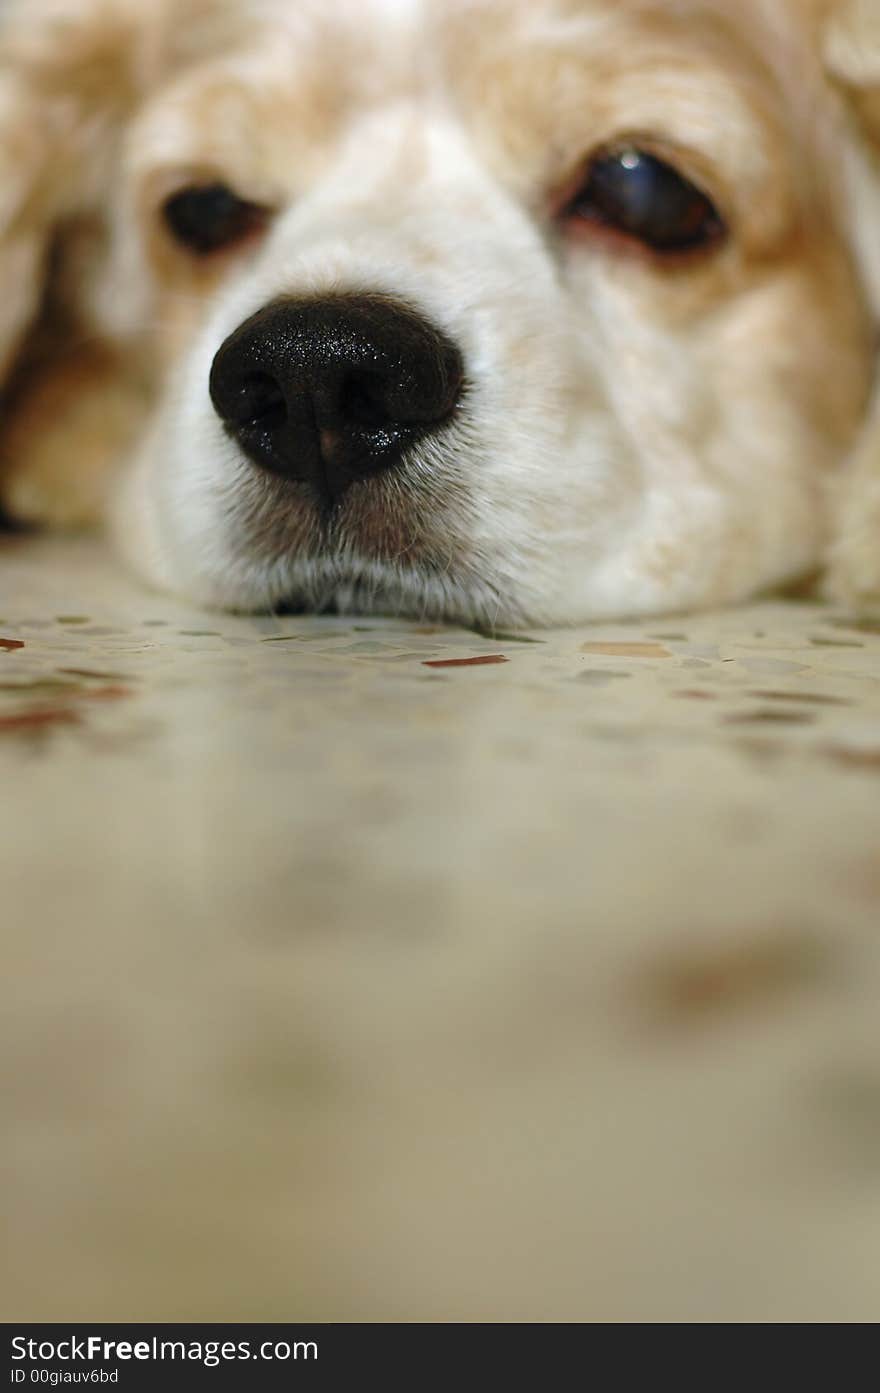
[209,294,465,507]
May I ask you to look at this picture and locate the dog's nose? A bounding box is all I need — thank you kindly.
[209,295,464,504]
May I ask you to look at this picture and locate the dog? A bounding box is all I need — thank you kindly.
[1,0,879,626]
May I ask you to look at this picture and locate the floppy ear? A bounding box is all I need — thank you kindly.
[825,0,880,135]
[826,385,880,607]
[823,0,880,606]
[0,2,160,525]
[0,0,155,385]
[0,72,65,385]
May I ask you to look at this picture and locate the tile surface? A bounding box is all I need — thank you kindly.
[3,535,880,1320]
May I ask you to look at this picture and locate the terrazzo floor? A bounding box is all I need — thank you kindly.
[3,533,880,1321]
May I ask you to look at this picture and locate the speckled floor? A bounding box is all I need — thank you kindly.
[3,533,880,1321]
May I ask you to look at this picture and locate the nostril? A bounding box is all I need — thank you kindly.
[234,372,287,430]
[339,370,397,430]
[338,354,464,433]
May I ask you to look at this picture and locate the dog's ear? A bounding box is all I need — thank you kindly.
[0,1,154,385]
[824,0,880,298]
[0,71,64,384]
[825,0,880,139]
[826,380,880,609]
[0,3,166,527]
[821,1,880,606]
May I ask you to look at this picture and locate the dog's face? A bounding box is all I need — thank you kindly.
[1,0,877,623]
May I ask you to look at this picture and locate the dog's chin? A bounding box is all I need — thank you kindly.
[115,444,524,625]
[270,557,515,628]
[250,481,514,624]
[224,545,524,628]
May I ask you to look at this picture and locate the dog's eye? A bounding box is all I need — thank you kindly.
[561,147,725,255]
[162,183,270,255]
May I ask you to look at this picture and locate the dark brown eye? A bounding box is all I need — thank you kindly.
[162,183,270,255]
[561,147,725,255]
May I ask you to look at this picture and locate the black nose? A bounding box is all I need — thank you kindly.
[209,294,465,505]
